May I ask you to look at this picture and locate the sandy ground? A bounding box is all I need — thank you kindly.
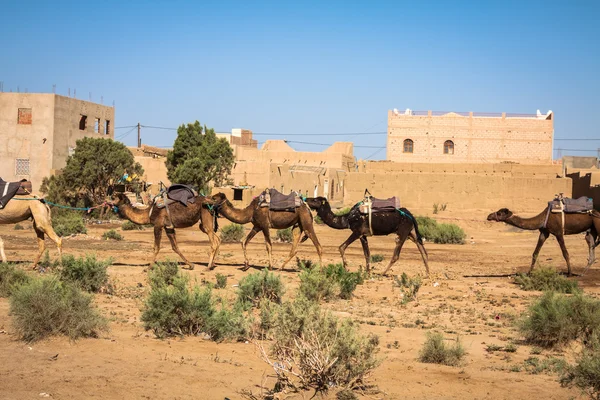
[1,211,599,400]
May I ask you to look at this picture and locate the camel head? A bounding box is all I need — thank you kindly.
[209,192,228,207]
[305,197,329,211]
[110,192,131,208]
[487,208,513,222]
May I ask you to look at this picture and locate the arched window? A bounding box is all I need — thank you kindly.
[444,140,454,155]
[403,139,413,153]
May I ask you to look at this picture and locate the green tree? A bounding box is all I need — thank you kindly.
[166,121,234,191]
[41,137,143,205]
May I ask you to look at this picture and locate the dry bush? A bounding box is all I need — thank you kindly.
[221,223,244,243]
[418,331,466,366]
[514,267,580,294]
[0,263,32,297]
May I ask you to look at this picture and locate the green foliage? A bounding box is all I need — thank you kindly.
[418,331,466,366]
[9,276,107,342]
[266,296,381,393]
[0,263,32,297]
[166,121,234,191]
[370,254,384,263]
[298,264,364,301]
[394,272,422,304]
[51,212,88,237]
[220,223,244,243]
[41,137,143,205]
[519,292,600,348]
[334,207,351,216]
[56,254,111,293]
[102,229,123,241]
[276,227,294,243]
[14,223,24,230]
[121,220,143,231]
[141,268,247,341]
[514,267,580,294]
[149,261,180,288]
[237,269,285,309]
[561,339,600,399]
[215,273,227,289]
[415,216,466,244]
[314,215,324,225]
[521,356,567,375]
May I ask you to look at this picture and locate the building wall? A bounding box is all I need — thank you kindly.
[387,110,554,164]
[345,161,571,213]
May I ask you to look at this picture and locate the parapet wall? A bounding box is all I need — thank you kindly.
[345,161,571,213]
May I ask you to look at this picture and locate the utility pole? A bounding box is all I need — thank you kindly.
[137,123,141,148]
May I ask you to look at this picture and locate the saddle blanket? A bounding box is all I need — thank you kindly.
[548,196,593,213]
[166,184,198,206]
[359,196,400,214]
[0,178,32,209]
[259,189,302,211]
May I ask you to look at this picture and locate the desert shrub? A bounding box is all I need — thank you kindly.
[0,263,32,297]
[149,260,180,288]
[314,215,324,225]
[296,258,316,269]
[514,267,580,294]
[14,223,24,230]
[52,212,87,237]
[56,254,111,293]
[276,227,294,243]
[418,331,466,366]
[519,292,600,348]
[258,298,277,336]
[141,269,247,341]
[521,356,567,375]
[237,269,284,309]
[215,273,227,289]
[9,276,107,342]
[102,229,123,241]
[415,216,465,244]
[394,272,422,304]
[121,220,143,231]
[262,296,381,394]
[561,341,600,399]
[220,223,244,243]
[335,207,351,216]
[370,254,384,263]
[298,264,364,302]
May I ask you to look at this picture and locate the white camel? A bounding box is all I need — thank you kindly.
[0,196,62,269]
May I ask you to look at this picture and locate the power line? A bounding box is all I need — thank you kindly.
[285,140,385,149]
[140,125,177,131]
[115,126,137,140]
[252,131,387,136]
[114,125,137,130]
[554,138,600,141]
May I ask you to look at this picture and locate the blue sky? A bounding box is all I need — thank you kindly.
[1,0,598,160]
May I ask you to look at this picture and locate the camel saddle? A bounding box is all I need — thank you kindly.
[548,196,593,214]
[0,178,33,209]
[358,196,400,214]
[152,184,198,209]
[259,188,303,211]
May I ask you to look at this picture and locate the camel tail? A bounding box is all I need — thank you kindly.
[401,208,424,245]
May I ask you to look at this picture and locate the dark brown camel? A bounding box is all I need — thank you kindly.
[487,207,600,276]
[209,193,323,270]
[305,197,429,276]
[111,193,220,270]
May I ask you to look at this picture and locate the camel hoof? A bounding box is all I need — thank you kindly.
[188,264,195,271]
[241,264,250,272]
[208,264,217,271]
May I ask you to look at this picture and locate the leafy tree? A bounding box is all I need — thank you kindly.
[166,121,234,191]
[41,137,143,205]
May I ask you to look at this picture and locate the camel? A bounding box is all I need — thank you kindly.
[209,193,323,271]
[305,197,429,276]
[110,193,221,270]
[0,196,62,269]
[487,207,600,276]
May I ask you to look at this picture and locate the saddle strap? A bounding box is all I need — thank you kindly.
[163,192,174,229]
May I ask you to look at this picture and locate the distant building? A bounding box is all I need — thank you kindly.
[216,128,258,148]
[0,93,114,191]
[387,109,554,164]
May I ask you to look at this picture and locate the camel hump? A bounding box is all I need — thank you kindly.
[0,178,33,209]
[260,188,302,211]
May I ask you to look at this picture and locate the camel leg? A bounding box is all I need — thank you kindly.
[200,222,221,271]
[555,234,572,276]
[241,227,260,271]
[151,226,163,267]
[165,227,194,270]
[0,236,7,263]
[262,228,273,270]
[359,236,371,273]
[338,231,362,269]
[582,230,597,276]
[409,231,430,278]
[32,224,46,271]
[382,232,410,276]
[303,227,323,267]
[530,229,550,273]
[280,225,303,271]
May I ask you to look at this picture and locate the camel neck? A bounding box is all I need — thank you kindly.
[505,210,546,231]
[218,199,255,224]
[317,203,349,229]
[118,203,151,225]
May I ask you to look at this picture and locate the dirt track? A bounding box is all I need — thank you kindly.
[1,213,599,400]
